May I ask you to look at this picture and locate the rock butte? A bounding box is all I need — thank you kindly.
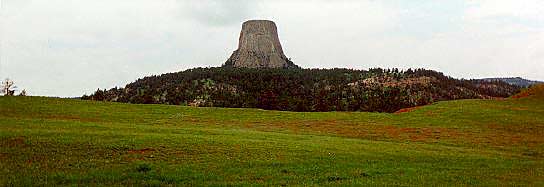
[224,20,298,68]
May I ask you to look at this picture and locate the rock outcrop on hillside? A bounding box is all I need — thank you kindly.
[224,20,298,68]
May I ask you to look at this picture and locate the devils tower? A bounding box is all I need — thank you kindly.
[224,20,298,68]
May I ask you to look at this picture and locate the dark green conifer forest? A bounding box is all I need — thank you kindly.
[83,68,520,113]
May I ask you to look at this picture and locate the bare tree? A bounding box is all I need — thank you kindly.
[1,78,17,96]
[19,89,27,96]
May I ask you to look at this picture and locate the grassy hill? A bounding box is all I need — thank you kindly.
[1,87,543,185]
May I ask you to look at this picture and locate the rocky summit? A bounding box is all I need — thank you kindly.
[224,20,298,68]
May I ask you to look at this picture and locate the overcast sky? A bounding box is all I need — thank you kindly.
[1,0,543,97]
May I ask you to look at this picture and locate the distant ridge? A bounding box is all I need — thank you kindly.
[481,77,543,88]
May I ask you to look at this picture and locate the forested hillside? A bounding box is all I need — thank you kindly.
[481,77,543,87]
[83,68,520,112]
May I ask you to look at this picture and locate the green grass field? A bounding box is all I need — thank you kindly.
[1,89,543,185]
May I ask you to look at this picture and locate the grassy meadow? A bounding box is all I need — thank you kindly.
[1,87,543,185]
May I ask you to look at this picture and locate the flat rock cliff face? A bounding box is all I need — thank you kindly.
[225,20,297,68]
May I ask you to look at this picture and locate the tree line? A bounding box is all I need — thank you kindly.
[82,68,520,113]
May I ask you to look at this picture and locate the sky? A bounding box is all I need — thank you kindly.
[1,0,543,97]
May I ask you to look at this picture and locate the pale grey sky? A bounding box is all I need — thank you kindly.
[1,0,543,97]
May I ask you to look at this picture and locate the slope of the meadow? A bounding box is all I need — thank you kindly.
[1,89,543,185]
